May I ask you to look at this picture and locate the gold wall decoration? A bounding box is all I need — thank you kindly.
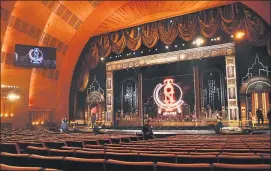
[106,43,235,71]
[106,71,113,126]
[225,55,239,122]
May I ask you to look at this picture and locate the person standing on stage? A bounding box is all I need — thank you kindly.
[142,120,154,140]
[267,108,271,128]
[256,108,264,126]
[91,104,97,128]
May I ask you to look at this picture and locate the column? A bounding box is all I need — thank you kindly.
[106,71,114,126]
[193,66,201,120]
[138,73,143,126]
[225,55,239,126]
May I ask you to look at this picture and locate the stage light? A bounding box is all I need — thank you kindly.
[7,93,20,101]
[120,55,122,57]
[32,122,35,125]
[36,122,39,125]
[155,49,158,51]
[182,44,185,46]
[175,45,178,48]
[101,57,104,61]
[214,38,217,41]
[193,38,204,46]
[149,50,151,52]
[165,46,169,49]
[1,85,4,88]
[4,114,8,117]
[137,27,140,30]
[141,51,143,53]
[10,113,14,117]
[211,39,213,41]
[0,114,2,117]
[231,35,234,38]
[170,20,173,23]
[235,31,245,39]
[110,56,112,59]
[41,121,44,124]
[217,37,220,41]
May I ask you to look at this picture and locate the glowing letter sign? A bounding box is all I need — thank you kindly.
[153,78,183,115]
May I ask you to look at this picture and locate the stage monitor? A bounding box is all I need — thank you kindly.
[14,44,56,69]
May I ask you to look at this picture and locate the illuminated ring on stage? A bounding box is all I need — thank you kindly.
[29,48,43,63]
[153,83,183,109]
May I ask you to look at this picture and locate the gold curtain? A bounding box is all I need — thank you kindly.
[125,27,142,51]
[141,23,159,48]
[158,20,177,45]
[84,3,270,65]
[177,14,199,41]
[111,31,126,54]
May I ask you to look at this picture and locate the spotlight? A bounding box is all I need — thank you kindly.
[217,37,220,41]
[10,113,14,117]
[141,51,143,53]
[110,57,112,59]
[41,121,44,125]
[165,46,169,49]
[231,35,234,38]
[175,45,178,48]
[133,52,135,55]
[32,122,35,125]
[170,20,173,23]
[235,31,245,39]
[0,114,2,117]
[149,50,151,52]
[211,39,213,41]
[120,55,122,57]
[137,27,140,30]
[193,38,204,46]
[101,57,105,61]
[1,85,4,88]
[155,49,158,51]
[4,114,8,117]
[214,38,217,41]
[182,44,185,46]
[7,93,19,101]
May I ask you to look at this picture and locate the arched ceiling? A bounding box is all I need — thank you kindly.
[1,1,270,126]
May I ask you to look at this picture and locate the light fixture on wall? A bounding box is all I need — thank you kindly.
[192,38,204,46]
[235,31,245,39]
[7,93,20,101]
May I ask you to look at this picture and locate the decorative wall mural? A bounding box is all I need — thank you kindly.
[122,78,138,115]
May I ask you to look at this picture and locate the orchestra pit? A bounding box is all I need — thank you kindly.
[1,1,271,171]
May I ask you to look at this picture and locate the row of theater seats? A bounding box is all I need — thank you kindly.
[1,155,270,171]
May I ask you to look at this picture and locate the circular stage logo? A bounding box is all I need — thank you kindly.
[29,48,43,64]
[153,78,183,114]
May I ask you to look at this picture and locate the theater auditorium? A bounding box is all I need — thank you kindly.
[1,1,271,171]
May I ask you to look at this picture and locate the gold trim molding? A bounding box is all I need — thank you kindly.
[106,43,235,71]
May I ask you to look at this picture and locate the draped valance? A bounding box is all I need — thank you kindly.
[77,3,271,91]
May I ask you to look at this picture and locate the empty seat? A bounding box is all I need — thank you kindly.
[63,157,105,171]
[139,153,176,163]
[177,155,217,164]
[84,144,104,149]
[1,143,20,154]
[26,146,48,156]
[48,149,75,157]
[106,159,154,171]
[262,156,271,164]
[110,138,121,144]
[221,152,256,156]
[156,162,211,171]
[0,164,41,171]
[222,149,251,153]
[189,152,220,155]
[29,142,45,148]
[65,141,84,148]
[0,152,30,167]
[99,139,112,145]
[212,163,271,171]
[106,152,138,162]
[17,142,30,152]
[44,142,66,149]
[120,137,131,143]
[83,140,99,145]
[75,150,105,159]
[28,154,64,170]
[218,155,263,164]
[61,146,82,150]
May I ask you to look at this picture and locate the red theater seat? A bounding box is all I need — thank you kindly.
[156,162,211,171]
[212,163,271,171]
[28,154,64,170]
[0,152,30,167]
[106,152,139,161]
[63,157,105,171]
[75,150,105,159]
[218,155,263,164]
[106,159,154,171]
[1,143,21,154]
[27,146,48,156]
[177,155,217,164]
[139,153,176,163]
[48,149,75,157]
[0,164,41,171]
[43,142,66,149]
[65,141,84,148]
